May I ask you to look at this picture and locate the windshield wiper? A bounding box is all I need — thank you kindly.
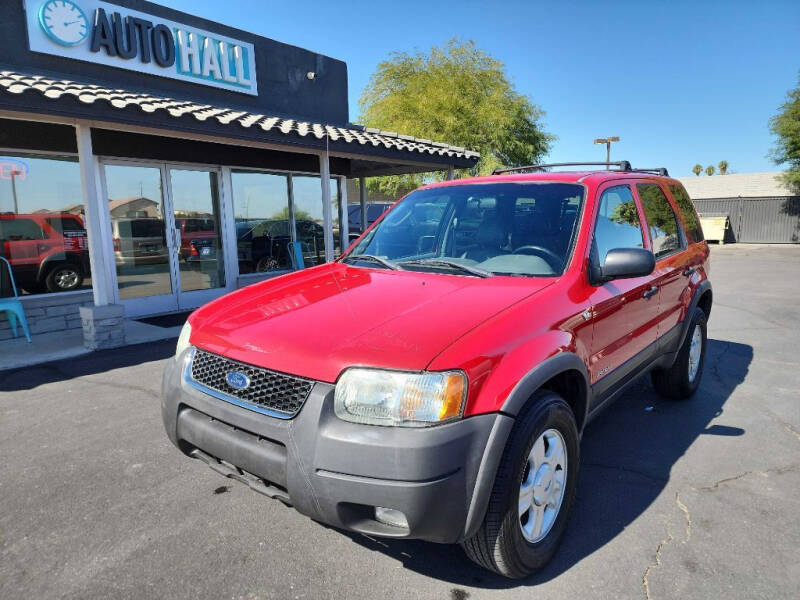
[398,258,493,278]
[341,254,402,270]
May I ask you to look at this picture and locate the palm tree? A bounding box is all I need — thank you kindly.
[706,165,716,176]
[718,160,729,174]
[692,164,703,176]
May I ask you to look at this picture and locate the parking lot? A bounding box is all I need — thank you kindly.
[1,244,798,600]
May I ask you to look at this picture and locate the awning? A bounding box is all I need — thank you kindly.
[0,69,479,176]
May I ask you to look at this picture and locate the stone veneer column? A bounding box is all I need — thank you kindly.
[79,304,126,350]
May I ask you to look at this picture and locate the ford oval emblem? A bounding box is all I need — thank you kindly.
[226,371,251,390]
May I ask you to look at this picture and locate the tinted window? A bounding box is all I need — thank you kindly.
[637,184,684,259]
[593,185,644,264]
[116,219,164,238]
[669,184,704,243]
[367,204,389,221]
[183,218,215,233]
[46,216,85,233]
[0,218,45,241]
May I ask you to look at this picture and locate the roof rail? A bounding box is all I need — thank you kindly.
[492,161,632,175]
[491,161,668,177]
[629,167,670,176]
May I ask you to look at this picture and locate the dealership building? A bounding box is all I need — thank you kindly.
[0,0,478,350]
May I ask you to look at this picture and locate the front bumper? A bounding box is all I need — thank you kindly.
[161,350,513,543]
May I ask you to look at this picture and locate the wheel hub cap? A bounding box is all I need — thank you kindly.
[56,269,78,288]
[688,325,702,382]
[518,428,567,543]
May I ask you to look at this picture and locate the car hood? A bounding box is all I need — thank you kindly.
[189,263,553,382]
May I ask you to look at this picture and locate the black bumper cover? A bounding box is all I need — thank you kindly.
[161,351,514,544]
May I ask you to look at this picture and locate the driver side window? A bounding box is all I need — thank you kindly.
[593,186,644,265]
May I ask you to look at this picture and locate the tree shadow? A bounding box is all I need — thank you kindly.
[329,338,752,589]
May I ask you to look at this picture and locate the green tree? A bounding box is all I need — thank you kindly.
[692,164,703,176]
[705,165,716,176]
[770,73,800,194]
[718,160,729,174]
[358,39,553,197]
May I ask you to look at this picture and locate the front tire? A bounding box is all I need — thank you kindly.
[651,307,707,399]
[44,263,83,292]
[461,391,579,579]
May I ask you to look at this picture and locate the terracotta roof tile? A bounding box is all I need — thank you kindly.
[0,70,480,163]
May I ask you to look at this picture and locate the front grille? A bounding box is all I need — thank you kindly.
[190,349,314,417]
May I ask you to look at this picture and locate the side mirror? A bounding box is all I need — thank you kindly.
[594,247,655,284]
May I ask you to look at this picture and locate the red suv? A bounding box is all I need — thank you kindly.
[0,213,89,293]
[161,162,711,578]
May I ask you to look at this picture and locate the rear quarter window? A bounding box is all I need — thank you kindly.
[669,184,704,243]
[637,184,685,259]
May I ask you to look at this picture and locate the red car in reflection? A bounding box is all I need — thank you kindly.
[0,212,89,293]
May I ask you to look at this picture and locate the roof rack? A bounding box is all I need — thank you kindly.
[491,161,669,177]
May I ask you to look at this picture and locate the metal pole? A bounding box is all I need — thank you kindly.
[10,172,19,214]
[359,176,367,233]
[339,176,348,250]
[319,153,333,262]
[606,142,611,165]
[447,166,455,181]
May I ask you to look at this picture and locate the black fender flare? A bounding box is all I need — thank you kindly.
[501,351,591,426]
[37,253,84,281]
[672,280,713,356]
[461,352,591,541]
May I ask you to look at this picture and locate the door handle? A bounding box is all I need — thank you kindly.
[682,266,695,277]
[643,285,658,299]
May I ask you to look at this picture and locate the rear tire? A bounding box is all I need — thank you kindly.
[651,307,707,399]
[44,263,83,292]
[461,391,579,579]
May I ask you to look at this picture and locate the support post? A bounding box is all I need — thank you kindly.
[76,124,114,307]
[447,166,455,180]
[319,153,334,262]
[359,176,367,233]
[76,123,126,349]
[339,176,349,250]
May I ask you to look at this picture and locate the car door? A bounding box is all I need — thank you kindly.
[0,216,48,275]
[635,183,690,342]
[587,183,661,405]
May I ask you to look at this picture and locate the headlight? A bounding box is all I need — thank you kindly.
[334,368,466,427]
[175,321,192,357]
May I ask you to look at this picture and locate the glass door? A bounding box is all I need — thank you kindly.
[104,162,179,316]
[102,162,228,317]
[166,167,227,310]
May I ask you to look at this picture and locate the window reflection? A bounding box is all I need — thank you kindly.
[0,154,91,295]
[231,171,293,273]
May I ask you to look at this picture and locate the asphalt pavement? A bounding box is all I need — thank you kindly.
[1,244,798,600]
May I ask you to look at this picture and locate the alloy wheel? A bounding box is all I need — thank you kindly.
[518,428,567,543]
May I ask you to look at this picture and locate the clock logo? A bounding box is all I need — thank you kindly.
[38,0,89,47]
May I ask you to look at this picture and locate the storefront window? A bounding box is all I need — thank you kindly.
[231,171,292,274]
[292,175,340,266]
[0,154,91,295]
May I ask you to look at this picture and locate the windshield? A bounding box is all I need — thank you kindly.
[346,182,584,277]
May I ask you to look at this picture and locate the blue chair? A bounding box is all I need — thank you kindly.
[0,256,32,343]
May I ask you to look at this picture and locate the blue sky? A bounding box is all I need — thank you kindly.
[170,1,797,177]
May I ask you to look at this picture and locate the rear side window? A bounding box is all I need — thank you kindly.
[593,185,644,264]
[637,184,684,259]
[46,216,85,234]
[0,218,46,241]
[669,184,704,243]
